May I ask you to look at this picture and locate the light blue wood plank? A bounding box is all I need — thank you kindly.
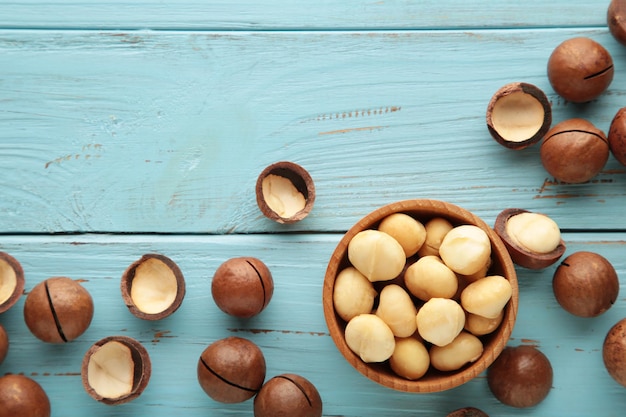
[2,28,626,233]
[0,0,608,31]
[0,233,625,416]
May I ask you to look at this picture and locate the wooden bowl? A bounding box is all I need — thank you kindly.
[322,199,518,393]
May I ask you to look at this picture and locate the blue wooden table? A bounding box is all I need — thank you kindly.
[2,1,626,416]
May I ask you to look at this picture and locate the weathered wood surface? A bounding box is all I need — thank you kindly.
[2,0,626,416]
[0,234,625,417]
[2,28,626,233]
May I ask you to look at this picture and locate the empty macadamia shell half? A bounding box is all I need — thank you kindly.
[495,208,566,270]
[121,254,186,320]
[487,82,552,149]
[0,252,25,314]
[256,161,316,224]
[81,335,151,405]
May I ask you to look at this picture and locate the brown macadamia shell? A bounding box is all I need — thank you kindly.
[540,118,609,184]
[197,336,266,403]
[256,161,315,224]
[81,335,152,405]
[121,253,186,321]
[254,373,323,417]
[0,252,25,314]
[446,407,489,417]
[0,374,51,417]
[486,82,552,149]
[211,257,274,318]
[553,251,619,318]
[608,106,626,166]
[487,345,553,408]
[23,277,94,343]
[608,0,626,46]
[495,208,565,270]
[547,37,614,103]
[0,324,8,366]
[603,317,626,387]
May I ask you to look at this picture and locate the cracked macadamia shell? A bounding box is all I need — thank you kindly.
[211,257,274,318]
[121,253,186,320]
[486,82,552,149]
[254,374,323,417]
[0,252,25,314]
[81,335,152,405]
[197,336,266,404]
[0,374,51,417]
[540,118,609,184]
[23,277,94,343]
[495,208,566,270]
[256,161,315,224]
[0,324,8,366]
[547,37,614,103]
[608,0,626,46]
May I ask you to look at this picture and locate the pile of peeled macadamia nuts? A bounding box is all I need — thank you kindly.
[333,213,513,381]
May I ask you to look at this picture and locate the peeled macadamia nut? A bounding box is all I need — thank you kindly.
[0,324,7,366]
[82,336,151,405]
[375,284,418,337]
[121,254,186,320]
[553,251,619,318]
[256,161,315,224]
[547,37,614,103]
[211,257,274,319]
[333,267,377,322]
[608,106,626,167]
[254,374,322,417]
[486,82,552,149]
[378,213,426,257]
[0,252,25,314]
[439,225,491,276]
[417,217,453,257]
[487,345,553,408]
[465,310,504,336]
[0,374,51,417]
[416,298,465,347]
[197,336,266,403]
[404,255,458,301]
[603,317,626,387]
[461,275,512,319]
[430,331,483,372]
[495,208,565,270]
[541,118,609,184]
[23,277,94,343]
[347,230,406,282]
[505,212,561,254]
[389,337,430,380]
[345,313,395,363]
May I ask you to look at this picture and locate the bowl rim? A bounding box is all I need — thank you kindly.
[322,199,518,393]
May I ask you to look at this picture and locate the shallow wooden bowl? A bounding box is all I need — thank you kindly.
[322,199,518,393]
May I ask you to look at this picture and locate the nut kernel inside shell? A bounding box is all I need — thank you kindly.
[87,341,134,400]
[490,90,545,143]
[130,257,178,315]
[505,212,561,254]
[262,174,306,219]
[0,258,17,306]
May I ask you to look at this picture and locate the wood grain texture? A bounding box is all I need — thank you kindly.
[0,1,607,30]
[2,28,626,233]
[0,233,625,416]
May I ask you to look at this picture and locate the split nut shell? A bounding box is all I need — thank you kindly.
[0,251,25,314]
[254,373,323,417]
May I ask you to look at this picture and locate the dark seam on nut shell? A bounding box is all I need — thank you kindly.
[44,280,67,342]
[275,375,313,407]
[199,356,259,393]
[544,129,608,144]
[246,259,268,312]
[584,65,614,80]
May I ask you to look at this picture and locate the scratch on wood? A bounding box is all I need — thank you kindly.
[152,330,176,343]
[319,125,386,136]
[520,338,539,347]
[228,328,328,337]
[313,106,401,122]
[45,143,103,169]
